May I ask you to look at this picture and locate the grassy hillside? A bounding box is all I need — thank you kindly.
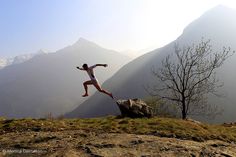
[1,116,236,143]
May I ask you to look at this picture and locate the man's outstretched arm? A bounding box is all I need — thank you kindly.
[95,64,107,67]
[76,66,85,70]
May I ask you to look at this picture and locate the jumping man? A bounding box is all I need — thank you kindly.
[76,64,114,99]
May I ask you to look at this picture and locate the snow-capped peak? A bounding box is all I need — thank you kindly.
[0,50,48,69]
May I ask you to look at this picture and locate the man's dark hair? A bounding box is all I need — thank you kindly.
[82,63,88,69]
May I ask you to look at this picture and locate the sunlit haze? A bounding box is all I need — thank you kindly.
[1,0,236,58]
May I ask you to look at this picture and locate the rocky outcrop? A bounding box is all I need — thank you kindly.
[116,99,153,118]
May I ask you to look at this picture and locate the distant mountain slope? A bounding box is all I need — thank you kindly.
[0,38,131,118]
[67,6,236,123]
[0,50,46,69]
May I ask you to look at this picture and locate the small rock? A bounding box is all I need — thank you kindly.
[160,146,169,151]
[211,143,227,147]
[190,153,196,157]
[192,136,204,142]
[93,143,116,148]
[32,127,41,132]
[83,146,92,154]
[78,133,87,137]
[221,152,233,157]
[130,139,145,145]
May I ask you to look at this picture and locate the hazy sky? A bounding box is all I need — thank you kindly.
[1,0,236,58]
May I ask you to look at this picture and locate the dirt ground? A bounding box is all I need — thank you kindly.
[0,130,235,157]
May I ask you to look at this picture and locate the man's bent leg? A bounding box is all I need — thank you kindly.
[83,80,93,97]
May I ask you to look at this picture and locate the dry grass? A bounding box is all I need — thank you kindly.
[0,116,236,143]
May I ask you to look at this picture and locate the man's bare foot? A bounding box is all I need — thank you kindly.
[82,94,88,97]
[110,93,114,99]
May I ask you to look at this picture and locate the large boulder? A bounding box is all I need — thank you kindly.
[116,99,153,118]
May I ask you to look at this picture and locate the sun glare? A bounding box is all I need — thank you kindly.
[220,0,236,8]
[126,0,236,52]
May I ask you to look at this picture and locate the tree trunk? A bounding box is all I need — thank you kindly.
[182,99,187,119]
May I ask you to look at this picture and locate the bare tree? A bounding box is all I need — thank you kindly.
[146,40,234,119]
